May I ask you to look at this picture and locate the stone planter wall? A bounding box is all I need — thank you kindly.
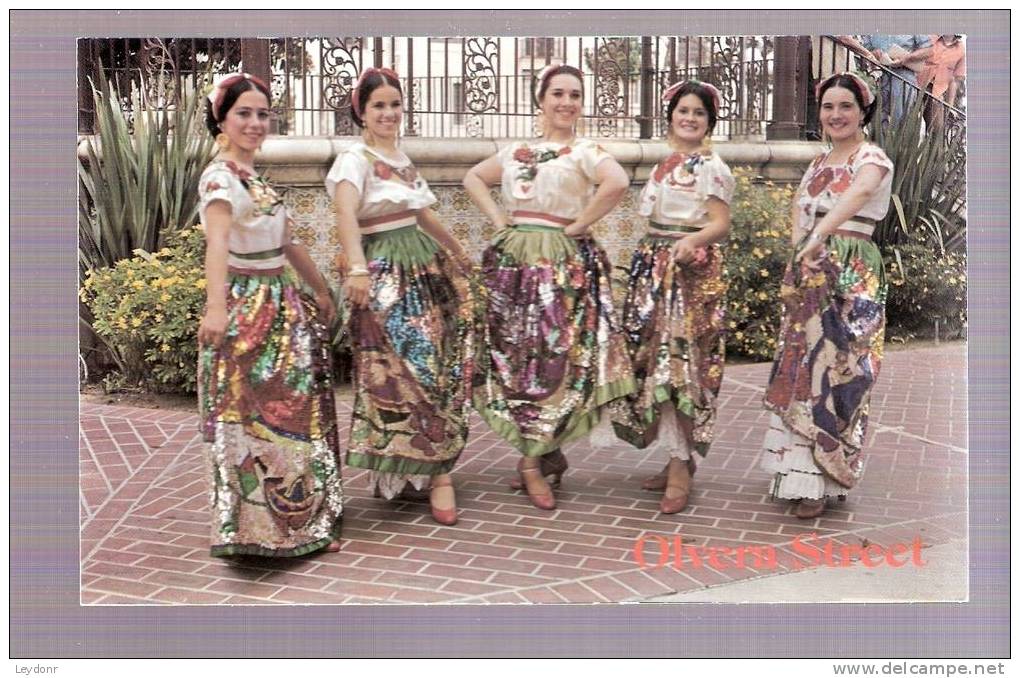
[256,136,822,279]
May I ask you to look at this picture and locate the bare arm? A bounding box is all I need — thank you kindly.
[837,35,875,60]
[462,154,507,229]
[417,208,472,265]
[332,181,371,308]
[283,219,335,325]
[900,46,933,64]
[197,201,231,347]
[684,197,731,248]
[563,158,630,238]
[797,164,887,264]
[672,197,731,264]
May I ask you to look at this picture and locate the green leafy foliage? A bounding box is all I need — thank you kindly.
[78,72,215,278]
[884,244,967,342]
[722,169,796,360]
[81,226,207,394]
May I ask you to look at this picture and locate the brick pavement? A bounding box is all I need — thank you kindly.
[80,344,967,605]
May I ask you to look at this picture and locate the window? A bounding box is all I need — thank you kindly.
[522,38,561,60]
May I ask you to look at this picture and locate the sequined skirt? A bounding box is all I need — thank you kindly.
[198,268,343,558]
[608,236,727,455]
[474,225,636,457]
[346,225,476,476]
[762,234,887,490]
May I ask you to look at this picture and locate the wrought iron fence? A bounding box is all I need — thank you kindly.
[78,36,774,140]
[808,35,966,150]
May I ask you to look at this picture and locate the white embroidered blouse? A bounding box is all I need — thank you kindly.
[325,142,437,233]
[497,138,612,227]
[637,151,735,228]
[796,142,894,235]
[198,160,289,270]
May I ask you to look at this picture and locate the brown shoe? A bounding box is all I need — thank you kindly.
[514,458,556,511]
[795,498,826,519]
[508,449,568,490]
[641,463,670,491]
[429,474,458,526]
[659,458,692,514]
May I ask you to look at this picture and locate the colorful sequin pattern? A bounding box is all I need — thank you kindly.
[763,183,888,488]
[198,270,343,557]
[609,236,727,454]
[346,228,476,476]
[474,227,636,457]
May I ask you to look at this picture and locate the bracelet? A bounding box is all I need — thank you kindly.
[347,266,369,277]
[808,232,828,243]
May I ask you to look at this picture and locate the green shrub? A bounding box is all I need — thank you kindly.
[81,226,206,394]
[722,168,796,360]
[884,242,967,342]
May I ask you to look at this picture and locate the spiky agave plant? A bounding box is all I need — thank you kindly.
[78,70,215,379]
[871,90,966,255]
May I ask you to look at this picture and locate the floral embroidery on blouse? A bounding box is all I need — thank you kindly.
[205,160,284,217]
[366,153,424,190]
[511,143,573,194]
[653,151,710,188]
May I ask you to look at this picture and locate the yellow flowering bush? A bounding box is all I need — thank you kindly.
[81,226,206,393]
[722,169,796,360]
[884,243,967,341]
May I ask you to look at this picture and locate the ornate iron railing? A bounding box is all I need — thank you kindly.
[78,36,774,140]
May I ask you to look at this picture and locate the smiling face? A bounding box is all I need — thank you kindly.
[362,84,403,141]
[670,93,710,148]
[540,72,583,134]
[219,89,271,153]
[819,85,864,143]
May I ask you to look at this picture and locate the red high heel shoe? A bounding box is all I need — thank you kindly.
[508,449,568,490]
[659,459,692,514]
[515,458,557,511]
[429,475,458,526]
[644,457,697,492]
[641,463,670,491]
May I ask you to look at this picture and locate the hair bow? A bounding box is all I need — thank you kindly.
[662,79,722,111]
[207,72,268,121]
[814,71,875,106]
[351,67,401,118]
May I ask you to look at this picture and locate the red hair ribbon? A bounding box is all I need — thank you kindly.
[207,72,270,121]
[814,72,875,107]
[351,67,401,118]
[662,79,722,111]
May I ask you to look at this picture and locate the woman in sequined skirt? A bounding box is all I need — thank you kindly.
[463,65,635,511]
[197,73,343,557]
[604,80,734,515]
[760,73,893,519]
[327,68,476,526]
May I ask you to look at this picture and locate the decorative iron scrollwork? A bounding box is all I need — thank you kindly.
[594,37,628,137]
[322,38,361,135]
[709,36,741,123]
[141,38,175,106]
[463,37,498,137]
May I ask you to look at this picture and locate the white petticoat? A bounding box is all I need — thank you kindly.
[589,403,692,461]
[759,413,851,500]
[370,471,431,500]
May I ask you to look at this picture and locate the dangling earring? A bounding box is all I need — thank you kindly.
[216,133,231,152]
[533,109,545,137]
[362,128,375,146]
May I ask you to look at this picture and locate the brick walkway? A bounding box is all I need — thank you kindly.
[80,344,967,604]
